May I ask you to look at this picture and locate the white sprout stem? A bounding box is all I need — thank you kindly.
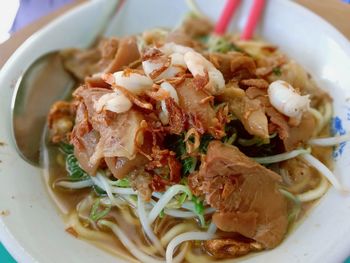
[148,185,192,225]
[92,174,118,205]
[301,154,344,192]
[55,179,93,189]
[137,195,165,255]
[98,220,165,263]
[92,174,136,195]
[166,231,214,263]
[164,209,195,218]
[253,148,311,164]
[207,222,217,235]
[164,207,215,218]
[160,224,194,247]
[309,134,350,146]
[297,176,329,202]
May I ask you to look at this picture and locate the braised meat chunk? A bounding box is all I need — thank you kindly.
[189,141,288,248]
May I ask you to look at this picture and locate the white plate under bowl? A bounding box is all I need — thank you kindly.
[1,0,350,262]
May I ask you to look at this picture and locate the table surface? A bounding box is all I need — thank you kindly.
[0,0,349,262]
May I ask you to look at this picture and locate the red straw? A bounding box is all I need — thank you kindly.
[214,0,241,35]
[241,0,265,40]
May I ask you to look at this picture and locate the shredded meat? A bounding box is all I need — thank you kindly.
[48,101,74,143]
[203,238,263,259]
[188,141,288,248]
[244,86,316,151]
[230,53,256,80]
[220,85,269,139]
[256,54,286,77]
[208,52,256,82]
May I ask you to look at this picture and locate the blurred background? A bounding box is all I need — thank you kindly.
[0,0,73,44]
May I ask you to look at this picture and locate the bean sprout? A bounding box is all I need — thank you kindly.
[309,134,350,146]
[301,154,345,192]
[253,148,311,164]
[297,176,329,202]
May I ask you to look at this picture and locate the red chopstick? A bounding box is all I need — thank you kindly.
[214,0,241,35]
[241,0,265,40]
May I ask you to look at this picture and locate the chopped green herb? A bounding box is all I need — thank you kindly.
[199,134,214,153]
[178,192,188,205]
[166,134,186,158]
[93,185,107,196]
[192,196,206,227]
[59,142,74,155]
[279,189,301,224]
[238,136,269,147]
[66,154,89,181]
[182,157,197,175]
[114,178,131,188]
[225,132,237,145]
[159,209,165,219]
[207,36,243,53]
[89,198,111,222]
[272,66,282,76]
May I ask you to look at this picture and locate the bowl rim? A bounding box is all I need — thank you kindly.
[1,0,350,262]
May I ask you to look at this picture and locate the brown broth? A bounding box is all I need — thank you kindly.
[41,132,333,263]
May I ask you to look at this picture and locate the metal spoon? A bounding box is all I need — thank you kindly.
[11,0,122,166]
[12,52,75,166]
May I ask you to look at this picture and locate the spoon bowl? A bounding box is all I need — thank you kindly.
[11,51,75,166]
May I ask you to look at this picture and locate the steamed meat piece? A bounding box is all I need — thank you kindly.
[245,86,316,151]
[188,141,288,248]
[105,154,149,180]
[61,48,101,80]
[104,36,140,73]
[283,112,316,151]
[73,86,113,130]
[91,109,143,163]
[176,79,217,133]
[73,86,144,166]
[271,61,331,107]
[266,107,316,151]
[71,102,100,175]
[203,238,263,259]
[220,86,269,139]
[61,37,140,80]
[208,52,256,81]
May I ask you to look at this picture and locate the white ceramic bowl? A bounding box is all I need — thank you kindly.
[1,0,350,262]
